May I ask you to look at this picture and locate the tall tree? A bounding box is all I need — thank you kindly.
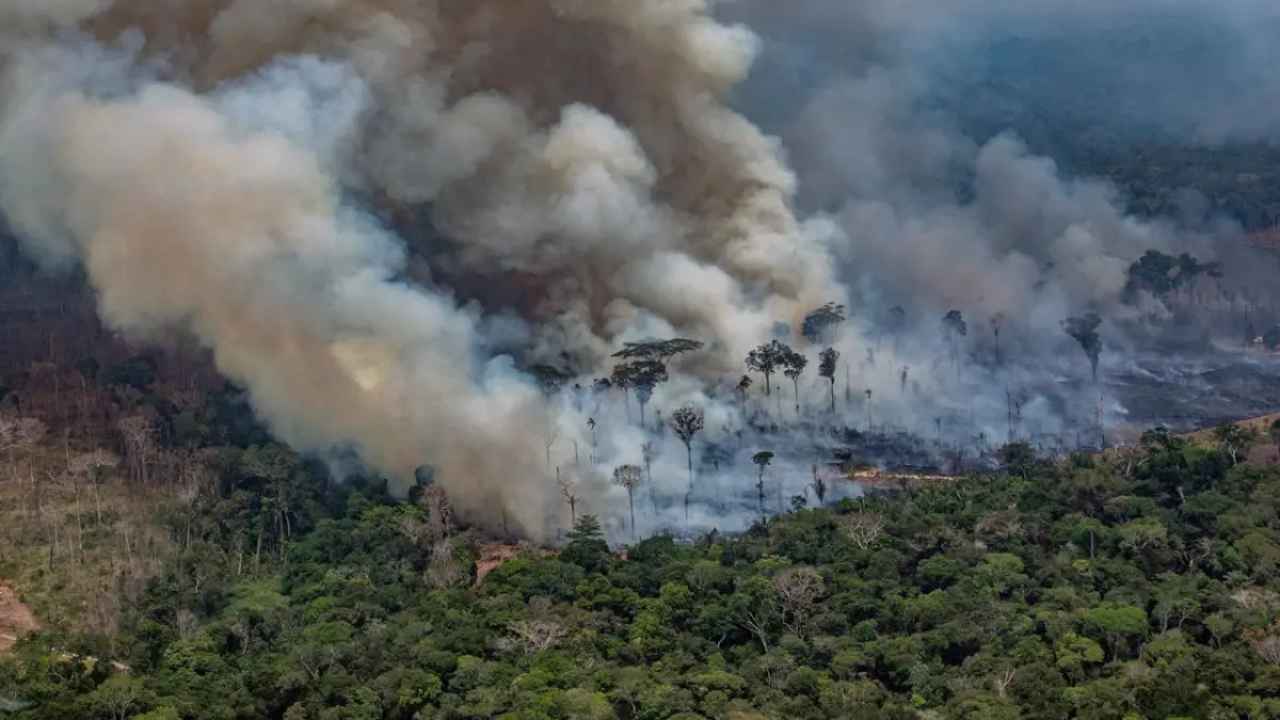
[942,310,968,377]
[624,360,669,429]
[991,312,1007,365]
[612,359,671,428]
[610,364,636,421]
[745,340,789,396]
[752,451,774,519]
[612,464,644,540]
[1064,313,1104,382]
[612,338,704,362]
[641,440,658,514]
[818,348,840,414]
[782,349,808,417]
[886,305,908,353]
[802,302,847,344]
[670,405,705,522]
[1213,423,1259,466]
[562,514,609,573]
[810,463,827,506]
[558,474,579,527]
[587,417,598,465]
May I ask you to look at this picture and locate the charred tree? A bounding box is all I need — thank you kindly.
[752,451,774,521]
[802,302,847,345]
[1064,313,1104,382]
[612,464,644,540]
[670,405,705,523]
[818,348,840,414]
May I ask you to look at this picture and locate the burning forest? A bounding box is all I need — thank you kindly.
[2,0,1280,544]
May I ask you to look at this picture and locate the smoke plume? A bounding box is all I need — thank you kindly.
[2,1,1279,539]
[0,0,842,539]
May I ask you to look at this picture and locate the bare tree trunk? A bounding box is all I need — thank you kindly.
[684,443,694,524]
[254,525,263,573]
[93,476,103,525]
[74,477,84,562]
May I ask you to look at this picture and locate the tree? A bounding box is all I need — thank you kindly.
[0,414,47,516]
[240,444,301,566]
[611,364,636,421]
[1125,249,1221,301]
[506,619,569,656]
[558,474,579,526]
[810,464,827,506]
[68,449,119,525]
[587,417,598,465]
[886,305,908,352]
[746,341,789,396]
[818,349,839,414]
[942,310,968,377]
[117,415,156,486]
[782,349,808,417]
[1213,423,1259,465]
[802,302,847,344]
[1064,313,1104,382]
[1271,418,1280,461]
[752,451,774,518]
[736,374,753,401]
[670,406,705,523]
[613,465,643,540]
[773,566,825,638]
[839,512,885,550]
[614,360,668,429]
[990,312,1007,365]
[1083,603,1149,659]
[612,338,704,362]
[562,514,610,572]
[87,675,145,720]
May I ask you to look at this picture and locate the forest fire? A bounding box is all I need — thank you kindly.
[0,0,1278,544]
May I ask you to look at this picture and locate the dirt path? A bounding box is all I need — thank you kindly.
[0,582,38,653]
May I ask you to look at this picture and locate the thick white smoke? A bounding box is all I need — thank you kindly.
[0,1,846,538]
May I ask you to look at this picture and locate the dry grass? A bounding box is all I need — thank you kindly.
[1181,413,1280,466]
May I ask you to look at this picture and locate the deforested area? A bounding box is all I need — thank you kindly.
[1,1,1280,718]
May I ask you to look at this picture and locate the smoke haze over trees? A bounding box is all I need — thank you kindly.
[0,0,1279,539]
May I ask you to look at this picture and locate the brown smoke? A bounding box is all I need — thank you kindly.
[0,0,843,537]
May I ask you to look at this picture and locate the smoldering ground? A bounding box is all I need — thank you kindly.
[0,0,1278,541]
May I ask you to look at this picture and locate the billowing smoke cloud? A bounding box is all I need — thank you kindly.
[716,0,1280,443]
[0,0,844,538]
[2,0,1278,540]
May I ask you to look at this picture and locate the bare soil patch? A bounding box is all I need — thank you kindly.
[0,582,38,653]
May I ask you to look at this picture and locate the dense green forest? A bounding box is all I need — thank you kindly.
[3,425,1280,720]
